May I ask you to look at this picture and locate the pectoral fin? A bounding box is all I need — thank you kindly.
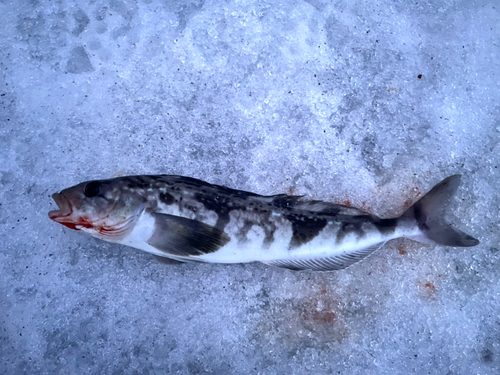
[147,213,231,257]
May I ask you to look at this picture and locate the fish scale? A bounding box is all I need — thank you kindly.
[48,174,479,271]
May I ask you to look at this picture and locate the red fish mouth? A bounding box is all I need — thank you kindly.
[49,193,95,231]
[49,193,73,221]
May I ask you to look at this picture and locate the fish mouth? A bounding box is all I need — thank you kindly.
[48,193,73,222]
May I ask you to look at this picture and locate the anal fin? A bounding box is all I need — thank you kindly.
[264,242,385,271]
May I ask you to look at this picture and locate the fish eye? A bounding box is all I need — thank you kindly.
[84,181,101,198]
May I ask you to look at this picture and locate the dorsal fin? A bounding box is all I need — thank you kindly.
[270,194,304,208]
[294,201,370,216]
[270,194,370,216]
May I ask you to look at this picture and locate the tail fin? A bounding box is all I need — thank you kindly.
[401,175,479,247]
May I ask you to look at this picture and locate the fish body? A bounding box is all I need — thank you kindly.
[48,175,479,271]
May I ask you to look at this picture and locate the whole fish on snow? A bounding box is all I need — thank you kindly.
[48,175,479,271]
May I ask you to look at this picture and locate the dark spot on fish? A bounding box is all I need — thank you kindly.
[195,193,231,230]
[417,74,422,79]
[336,219,366,244]
[184,204,197,213]
[374,218,397,235]
[262,221,277,248]
[287,215,328,248]
[159,192,175,205]
[413,202,429,231]
[234,216,276,248]
[235,220,254,243]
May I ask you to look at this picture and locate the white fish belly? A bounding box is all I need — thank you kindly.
[197,222,398,264]
[116,210,409,265]
[117,211,172,258]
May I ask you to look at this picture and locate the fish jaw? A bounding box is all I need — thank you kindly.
[48,193,93,230]
[48,193,72,220]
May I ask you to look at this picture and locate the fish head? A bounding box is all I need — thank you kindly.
[48,178,146,241]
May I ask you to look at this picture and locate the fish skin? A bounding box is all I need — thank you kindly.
[48,175,479,271]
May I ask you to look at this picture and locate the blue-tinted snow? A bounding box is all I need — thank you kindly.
[1,0,499,373]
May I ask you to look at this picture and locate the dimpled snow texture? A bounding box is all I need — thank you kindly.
[0,0,499,374]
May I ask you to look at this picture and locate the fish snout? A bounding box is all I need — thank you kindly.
[48,193,73,222]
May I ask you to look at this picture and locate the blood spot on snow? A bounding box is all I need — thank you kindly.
[360,201,373,213]
[314,311,336,323]
[403,198,413,209]
[424,283,436,292]
[300,289,339,325]
[418,280,437,300]
[397,244,408,255]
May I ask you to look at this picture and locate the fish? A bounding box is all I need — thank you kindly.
[48,174,479,271]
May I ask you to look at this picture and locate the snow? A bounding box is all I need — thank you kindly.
[1,0,499,373]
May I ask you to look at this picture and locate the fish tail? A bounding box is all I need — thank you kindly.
[401,175,479,247]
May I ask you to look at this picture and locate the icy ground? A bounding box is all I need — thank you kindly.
[1,0,499,373]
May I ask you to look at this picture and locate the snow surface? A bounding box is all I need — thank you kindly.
[1,0,499,373]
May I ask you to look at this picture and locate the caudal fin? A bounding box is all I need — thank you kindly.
[401,175,479,247]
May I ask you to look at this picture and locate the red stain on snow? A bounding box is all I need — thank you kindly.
[418,280,437,300]
[300,289,339,325]
[403,198,414,209]
[360,201,373,213]
[397,244,408,255]
[424,283,436,292]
